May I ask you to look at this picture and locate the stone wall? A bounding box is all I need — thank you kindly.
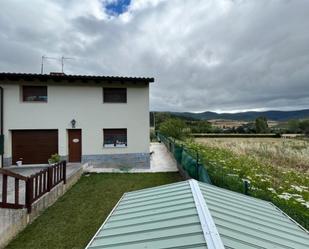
[83,153,150,169]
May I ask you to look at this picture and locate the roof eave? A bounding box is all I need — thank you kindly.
[0,73,154,84]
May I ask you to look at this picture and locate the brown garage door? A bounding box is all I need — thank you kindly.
[12,130,58,164]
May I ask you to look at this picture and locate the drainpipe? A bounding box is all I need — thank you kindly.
[0,86,3,168]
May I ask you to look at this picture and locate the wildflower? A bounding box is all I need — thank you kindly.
[227,173,238,177]
[277,192,292,200]
[242,179,251,184]
[302,202,309,208]
[291,185,303,192]
[295,198,305,203]
[267,188,276,194]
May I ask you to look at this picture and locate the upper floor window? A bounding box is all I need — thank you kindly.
[103,129,127,147]
[103,88,127,103]
[22,86,47,102]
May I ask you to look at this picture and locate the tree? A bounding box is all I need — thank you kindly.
[255,116,269,134]
[159,118,189,140]
[151,112,172,130]
[299,119,309,135]
[287,120,300,133]
[188,120,213,133]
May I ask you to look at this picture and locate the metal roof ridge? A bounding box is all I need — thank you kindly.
[188,179,225,249]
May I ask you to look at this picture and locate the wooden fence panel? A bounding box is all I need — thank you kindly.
[1,161,67,213]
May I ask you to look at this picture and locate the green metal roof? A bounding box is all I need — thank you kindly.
[198,182,309,249]
[86,180,309,249]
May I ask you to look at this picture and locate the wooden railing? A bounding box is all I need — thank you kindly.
[0,161,66,213]
[0,168,27,209]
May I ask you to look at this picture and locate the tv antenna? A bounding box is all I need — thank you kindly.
[41,55,74,74]
[61,56,74,73]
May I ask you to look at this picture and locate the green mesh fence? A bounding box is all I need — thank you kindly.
[181,149,198,179]
[157,132,212,184]
[173,144,183,164]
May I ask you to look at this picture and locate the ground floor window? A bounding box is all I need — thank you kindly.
[103,129,127,147]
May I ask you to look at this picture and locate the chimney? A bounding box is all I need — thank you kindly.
[50,72,66,76]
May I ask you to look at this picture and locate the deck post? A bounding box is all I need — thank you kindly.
[2,174,7,204]
[62,161,66,184]
[47,167,53,192]
[25,177,33,213]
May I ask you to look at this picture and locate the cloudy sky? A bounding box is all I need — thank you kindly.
[0,0,309,113]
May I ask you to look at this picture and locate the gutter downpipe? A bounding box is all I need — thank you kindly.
[0,86,3,168]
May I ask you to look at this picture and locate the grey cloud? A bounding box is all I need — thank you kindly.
[0,0,309,112]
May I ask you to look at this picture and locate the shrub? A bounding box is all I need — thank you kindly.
[150,129,157,142]
[159,118,189,140]
[48,154,61,164]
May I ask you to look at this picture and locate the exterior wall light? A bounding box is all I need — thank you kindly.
[71,119,76,128]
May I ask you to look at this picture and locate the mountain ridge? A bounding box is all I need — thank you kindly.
[167,109,309,121]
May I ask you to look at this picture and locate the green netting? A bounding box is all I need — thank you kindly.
[181,149,198,179]
[157,132,212,184]
[173,144,183,163]
[197,164,212,183]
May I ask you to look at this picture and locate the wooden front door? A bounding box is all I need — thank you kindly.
[68,129,82,162]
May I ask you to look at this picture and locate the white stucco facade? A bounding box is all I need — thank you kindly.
[0,78,151,167]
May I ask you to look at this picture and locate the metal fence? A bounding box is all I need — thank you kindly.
[157,132,212,184]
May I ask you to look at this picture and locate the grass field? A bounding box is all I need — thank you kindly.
[189,137,309,228]
[196,137,309,174]
[6,173,182,249]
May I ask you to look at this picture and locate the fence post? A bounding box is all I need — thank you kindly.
[2,174,7,205]
[196,151,199,180]
[47,167,53,192]
[62,161,67,184]
[243,180,249,195]
[25,177,33,213]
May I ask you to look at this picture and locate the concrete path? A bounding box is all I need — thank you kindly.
[85,142,178,173]
[0,163,82,205]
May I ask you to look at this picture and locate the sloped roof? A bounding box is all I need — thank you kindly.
[198,182,309,249]
[0,72,154,84]
[86,180,309,249]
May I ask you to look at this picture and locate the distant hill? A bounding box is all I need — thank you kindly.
[169,109,309,121]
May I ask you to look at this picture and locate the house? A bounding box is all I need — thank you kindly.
[0,72,154,168]
[86,180,309,249]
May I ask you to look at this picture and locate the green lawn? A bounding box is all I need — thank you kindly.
[6,173,182,249]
